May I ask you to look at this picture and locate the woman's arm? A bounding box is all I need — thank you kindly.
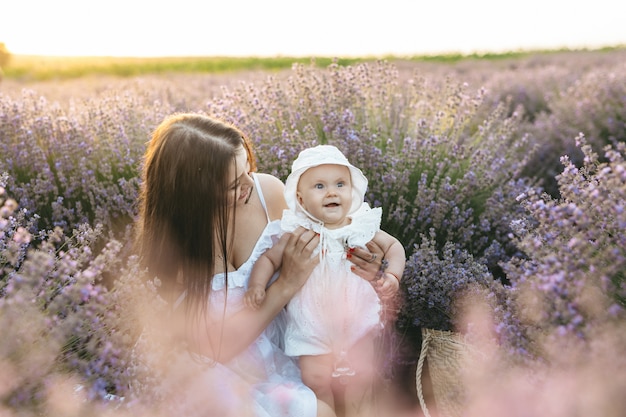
[196,227,319,363]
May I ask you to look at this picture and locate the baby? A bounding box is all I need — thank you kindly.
[244,145,405,412]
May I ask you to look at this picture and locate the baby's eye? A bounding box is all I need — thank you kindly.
[314,183,324,189]
[337,181,345,187]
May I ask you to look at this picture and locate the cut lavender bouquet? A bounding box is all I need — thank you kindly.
[399,230,504,333]
[398,232,508,417]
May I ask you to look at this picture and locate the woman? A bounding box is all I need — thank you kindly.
[134,113,386,417]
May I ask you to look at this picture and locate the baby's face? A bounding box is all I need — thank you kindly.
[296,164,352,229]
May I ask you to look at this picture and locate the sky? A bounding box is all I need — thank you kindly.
[2,0,626,57]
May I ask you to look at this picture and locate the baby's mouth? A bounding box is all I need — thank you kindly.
[324,202,340,208]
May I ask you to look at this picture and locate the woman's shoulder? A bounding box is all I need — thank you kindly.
[255,172,284,189]
[255,173,287,219]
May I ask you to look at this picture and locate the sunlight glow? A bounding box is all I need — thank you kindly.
[2,0,625,57]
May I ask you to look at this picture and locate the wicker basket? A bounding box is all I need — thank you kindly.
[416,328,469,417]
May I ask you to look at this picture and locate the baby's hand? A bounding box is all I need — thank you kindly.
[373,273,400,301]
[244,286,266,310]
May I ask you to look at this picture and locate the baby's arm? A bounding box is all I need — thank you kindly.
[244,239,287,310]
[370,230,406,299]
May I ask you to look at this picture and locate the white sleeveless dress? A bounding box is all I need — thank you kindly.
[172,174,317,417]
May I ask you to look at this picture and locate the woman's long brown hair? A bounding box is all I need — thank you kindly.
[135,113,256,350]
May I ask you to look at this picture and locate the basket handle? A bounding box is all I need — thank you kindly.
[416,329,432,417]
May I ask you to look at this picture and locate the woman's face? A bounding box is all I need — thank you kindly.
[227,145,254,206]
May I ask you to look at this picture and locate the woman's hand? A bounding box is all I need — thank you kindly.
[347,240,385,282]
[206,228,318,363]
[279,227,320,292]
[348,240,402,300]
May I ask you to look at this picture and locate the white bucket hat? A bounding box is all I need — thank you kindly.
[284,145,368,217]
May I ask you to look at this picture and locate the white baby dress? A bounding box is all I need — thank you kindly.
[280,204,383,357]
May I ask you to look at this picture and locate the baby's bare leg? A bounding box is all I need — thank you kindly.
[342,332,377,417]
[300,353,335,410]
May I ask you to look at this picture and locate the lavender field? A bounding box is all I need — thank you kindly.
[1,49,625,416]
